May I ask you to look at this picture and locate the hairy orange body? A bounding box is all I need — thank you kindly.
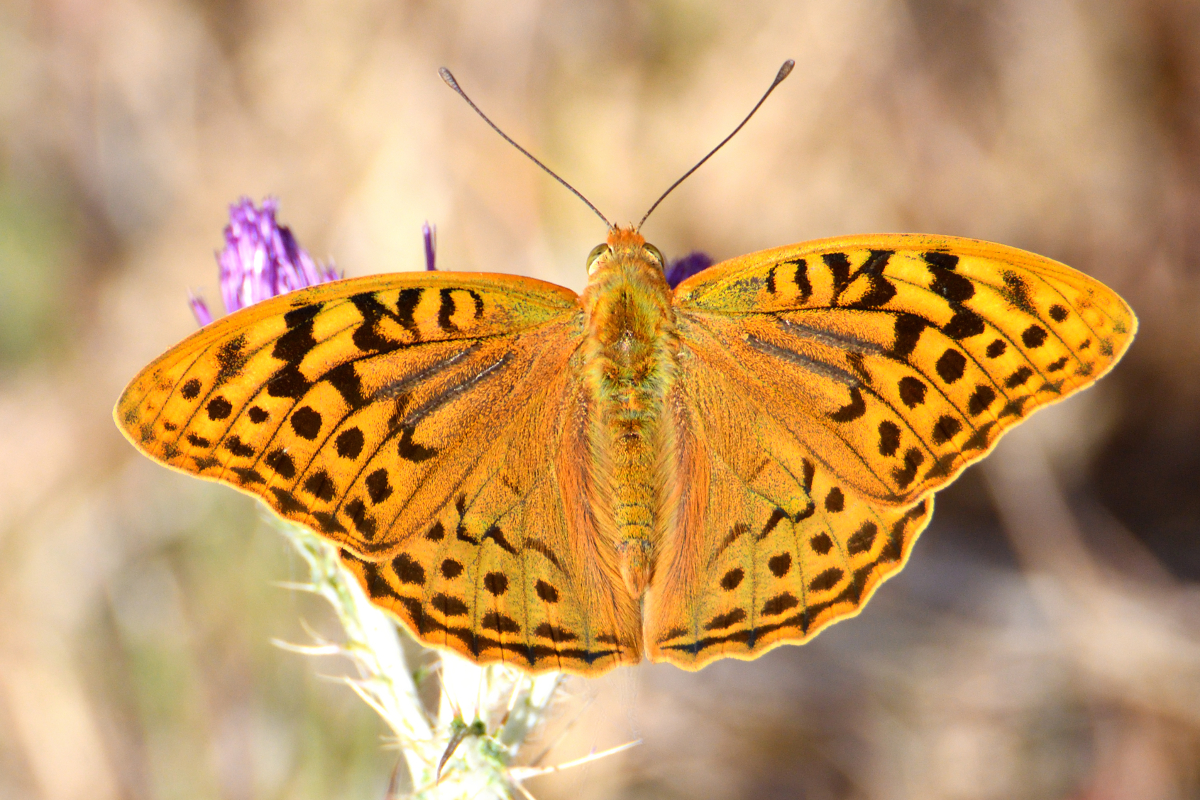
[582,228,677,598]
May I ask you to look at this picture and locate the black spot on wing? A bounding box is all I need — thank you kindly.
[482,572,508,595]
[437,288,458,331]
[1022,325,1048,348]
[791,259,812,302]
[761,593,799,616]
[829,386,867,422]
[393,553,426,585]
[968,385,996,415]
[365,469,393,504]
[269,488,306,515]
[264,449,295,479]
[432,593,469,617]
[809,567,844,592]
[345,498,376,539]
[878,419,901,456]
[231,467,265,485]
[482,525,517,555]
[214,333,249,386]
[396,426,437,462]
[923,252,959,271]
[768,553,791,578]
[932,415,962,445]
[898,376,926,407]
[847,521,878,555]
[809,533,833,555]
[535,579,559,603]
[929,267,974,304]
[290,406,322,439]
[823,253,851,298]
[303,470,336,501]
[1001,271,1036,314]
[266,363,311,399]
[890,313,932,359]
[1006,366,1034,388]
[936,349,966,383]
[224,435,255,458]
[893,448,925,491]
[206,396,233,420]
[273,310,318,364]
[534,623,576,642]
[350,290,421,351]
[705,608,747,631]
[335,427,364,459]
[943,310,986,340]
[481,612,520,634]
[325,362,368,410]
[846,250,896,308]
[313,512,346,534]
[720,568,744,590]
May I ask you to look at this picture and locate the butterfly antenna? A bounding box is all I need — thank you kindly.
[440,67,612,229]
[637,59,794,231]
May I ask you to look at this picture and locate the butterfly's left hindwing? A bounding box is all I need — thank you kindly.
[116,272,643,675]
[673,234,1136,505]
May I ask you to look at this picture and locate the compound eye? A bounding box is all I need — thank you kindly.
[586,243,611,274]
[644,243,665,268]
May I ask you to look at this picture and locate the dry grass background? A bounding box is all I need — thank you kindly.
[2,0,1199,798]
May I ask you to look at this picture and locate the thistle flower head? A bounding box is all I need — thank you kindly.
[192,197,340,324]
[665,251,714,288]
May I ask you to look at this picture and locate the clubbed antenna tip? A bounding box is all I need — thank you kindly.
[637,59,795,230]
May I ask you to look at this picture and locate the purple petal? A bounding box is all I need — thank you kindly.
[665,251,714,289]
[189,292,213,327]
[423,222,437,271]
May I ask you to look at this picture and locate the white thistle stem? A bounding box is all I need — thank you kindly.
[272,519,626,799]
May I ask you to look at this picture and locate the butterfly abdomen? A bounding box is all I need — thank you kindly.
[581,233,679,598]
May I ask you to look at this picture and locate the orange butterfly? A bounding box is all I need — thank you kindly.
[114,64,1136,675]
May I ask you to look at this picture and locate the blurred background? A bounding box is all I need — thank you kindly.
[2,0,1199,797]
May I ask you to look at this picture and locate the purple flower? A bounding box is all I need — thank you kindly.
[665,251,714,289]
[191,197,340,325]
[423,221,437,271]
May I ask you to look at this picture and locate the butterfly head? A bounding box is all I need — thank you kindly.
[586,226,666,281]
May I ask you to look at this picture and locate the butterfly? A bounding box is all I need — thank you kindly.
[114,224,1135,674]
[113,64,1136,675]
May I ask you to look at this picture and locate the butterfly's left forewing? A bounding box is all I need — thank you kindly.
[116,272,642,675]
